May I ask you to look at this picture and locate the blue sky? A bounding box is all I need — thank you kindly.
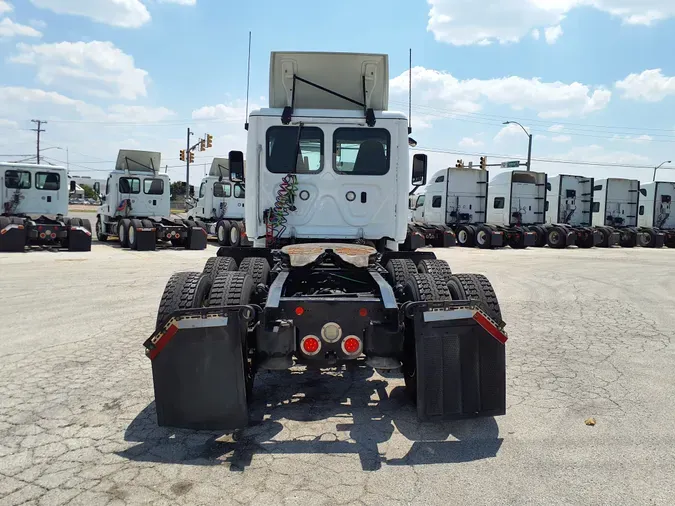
[1,0,675,186]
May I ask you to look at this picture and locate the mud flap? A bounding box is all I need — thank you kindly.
[490,231,504,248]
[593,230,604,246]
[653,233,666,248]
[406,301,507,421]
[144,306,257,430]
[135,229,157,251]
[67,226,92,252]
[0,223,26,252]
[563,230,576,247]
[187,225,207,250]
[607,231,620,247]
[441,229,456,247]
[402,227,426,251]
[523,231,536,247]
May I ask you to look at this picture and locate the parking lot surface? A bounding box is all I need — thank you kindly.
[1,244,674,505]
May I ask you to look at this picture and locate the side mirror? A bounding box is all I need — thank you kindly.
[229,150,245,182]
[69,180,76,192]
[93,182,100,194]
[412,154,427,186]
[546,182,551,191]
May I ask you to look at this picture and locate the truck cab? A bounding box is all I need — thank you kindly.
[232,51,425,251]
[192,158,246,223]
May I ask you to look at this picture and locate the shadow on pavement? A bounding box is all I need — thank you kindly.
[118,364,502,471]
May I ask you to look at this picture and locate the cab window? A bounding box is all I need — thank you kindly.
[416,195,425,208]
[36,172,60,190]
[5,170,31,189]
[334,128,390,175]
[234,184,245,198]
[266,126,324,174]
[199,181,206,198]
[119,177,140,194]
[214,182,231,198]
[143,178,164,195]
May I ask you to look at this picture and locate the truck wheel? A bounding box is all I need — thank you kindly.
[637,230,653,248]
[385,258,418,287]
[619,230,636,248]
[229,222,242,247]
[119,219,131,247]
[531,226,547,247]
[578,234,594,249]
[128,219,143,250]
[400,273,452,401]
[96,218,108,242]
[446,274,503,323]
[456,225,475,247]
[216,219,231,246]
[475,226,491,249]
[239,257,271,286]
[156,271,212,331]
[547,227,566,249]
[203,256,237,281]
[417,259,452,282]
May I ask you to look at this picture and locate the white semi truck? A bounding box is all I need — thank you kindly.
[94,149,207,251]
[187,157,248,246]
[636,182,672,248]
[409,167,504,248]
[145,51,508,431]
[485,170,543,248]
[544,174,605,248]
[591,178,641,248]
[0,162,92,252]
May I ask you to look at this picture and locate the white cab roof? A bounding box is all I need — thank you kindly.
[269,52,389,110]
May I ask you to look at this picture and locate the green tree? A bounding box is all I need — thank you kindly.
[80,184,97,199]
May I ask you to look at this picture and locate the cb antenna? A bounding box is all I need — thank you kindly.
[408,48,412,135]
[244,31,252,131]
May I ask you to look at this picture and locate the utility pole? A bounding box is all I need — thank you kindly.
[186,127,191,192]
[31,120,47,164]
[526,132,533,171]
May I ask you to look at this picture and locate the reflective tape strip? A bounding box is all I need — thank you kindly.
[148,324,178,360]
[70,226,92,237]
[147,316,230,360]
[423,309,475,322]
[136,227,154,232]
[473,311,508,344]
[175,316,228,329]
[1,224,25,234]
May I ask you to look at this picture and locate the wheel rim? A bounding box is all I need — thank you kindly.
[218,224,225,242]
[119,225,125,243]
[550,231,560,244]
[96,221,101,237]
[458,230,467,243]
[477,231,486,245]
[129,225,135,245]
[230,226,239,243]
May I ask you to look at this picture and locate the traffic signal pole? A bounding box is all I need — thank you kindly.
[526,133,533,171]
[186,127,192,195]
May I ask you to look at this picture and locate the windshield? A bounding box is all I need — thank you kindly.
[334,128,390,175]
[266,126,324,173]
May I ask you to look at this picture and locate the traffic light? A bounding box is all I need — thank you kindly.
[179,149,186,161]
[199,139,206,152]
[189,151,195,163]
[455,159,464,168]
[206,133,213,148]
[480,156,487,170]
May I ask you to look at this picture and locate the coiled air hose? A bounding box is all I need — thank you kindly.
[266,174,298,247]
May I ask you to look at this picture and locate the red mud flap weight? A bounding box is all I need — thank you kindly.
[143,306,258,430]
[406,301,507,421]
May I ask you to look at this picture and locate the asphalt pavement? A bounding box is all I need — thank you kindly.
[1,245,674,505]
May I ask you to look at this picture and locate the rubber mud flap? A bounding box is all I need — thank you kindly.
[135,229,156,251]
[0,223,26,252]
[187,225,207,250]
[491,231,504,248]
[67,227,92,252]
[653,233,666,248]
[410,302,506,421]
[564,230,576,247]
[145,308,250,430]
[593,230,604,246]
[442,229,456,247]
[523,231,536,247]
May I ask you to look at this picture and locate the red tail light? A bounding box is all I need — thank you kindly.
[300,335,321,356]
[295,306,304,316]
[342,336,362,356]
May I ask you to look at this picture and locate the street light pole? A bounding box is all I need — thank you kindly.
[653,160,672,181]
[503,121,533,171]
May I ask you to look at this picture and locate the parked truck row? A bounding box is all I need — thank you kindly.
[408,166,675,250]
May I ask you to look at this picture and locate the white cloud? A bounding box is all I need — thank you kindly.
[158,0,196,4]
[0,1,12,15]
[545,24,563,43]
[531,28,540,40]
[494,123,531,143]
[10,41,149,100]
[610,134,653,144]
[615,69,675,102]
[0,18,42,38]
[551,134,572,142]
[458,137,484,148]
[29,0,150,28]
[426,0,675,46]
[390,67,611,121]
[0,118,19,128]
[548,124,566,132]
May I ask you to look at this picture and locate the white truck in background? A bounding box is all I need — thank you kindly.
[187,157,248,246]
[94,149,207,251]
[591,178,641,248]
[485,170,543,248]
[0,162,92,252]
[636,181,672,248]
[409,167,504,248]
[544,174,604,248]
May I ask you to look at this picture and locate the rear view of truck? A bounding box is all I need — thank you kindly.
[544,175,601,248]
[591,178,640,248]
[637,182,673,248]
[0,162,92,252]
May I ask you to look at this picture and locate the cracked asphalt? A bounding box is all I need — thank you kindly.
[1,243,674,505]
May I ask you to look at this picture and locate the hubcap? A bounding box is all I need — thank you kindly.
[230,226,239,243]
[218,224,225,242]
[119,225,125,243]
[550,231,559,243]
[477,231,486,244]
[129,225,135,244]
[458,230,467,243]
